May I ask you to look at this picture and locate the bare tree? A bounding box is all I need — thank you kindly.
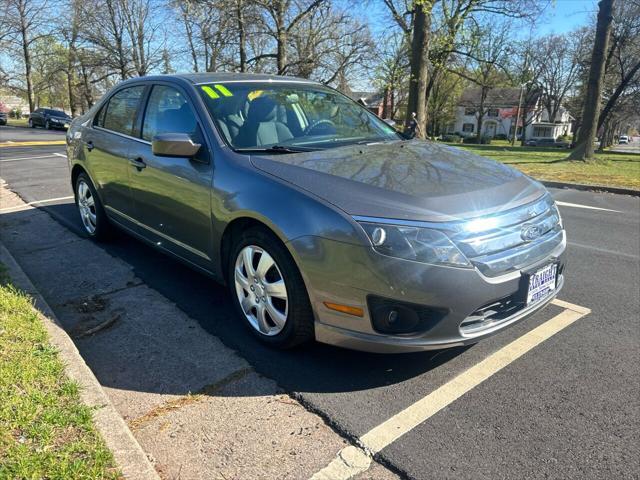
[120,0,164,76]
[535,34,582,123]
[373,31,410,119]
[449,20,512,141]
[568,0,615,161]
[287,4,373,84]
[3,0,51,111]
[251,0,326,74]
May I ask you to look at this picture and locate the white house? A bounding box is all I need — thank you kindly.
[448,88,573,140]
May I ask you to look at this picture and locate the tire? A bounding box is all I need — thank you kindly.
[45,120,50,130]
[28,118,34,128]
[74,173,112,241]
[228,226,314,349]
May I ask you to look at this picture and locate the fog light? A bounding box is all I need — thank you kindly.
[368,296,448,335]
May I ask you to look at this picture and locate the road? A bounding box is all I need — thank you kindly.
[0,124,67,143]
[1,131,639,479]
[609,136,640,154]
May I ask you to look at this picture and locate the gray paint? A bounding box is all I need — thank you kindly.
[67,73,566,353]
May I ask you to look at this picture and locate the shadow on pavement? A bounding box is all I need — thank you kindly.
[3,202,470,398]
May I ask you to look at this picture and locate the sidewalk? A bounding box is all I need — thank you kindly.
[0,182,398,479]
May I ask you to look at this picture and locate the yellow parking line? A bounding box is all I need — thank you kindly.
[0,140,66,147]
[311,301,591,480]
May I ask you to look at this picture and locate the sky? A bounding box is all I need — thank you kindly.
[362,0,598,38]
[537,0,597,35]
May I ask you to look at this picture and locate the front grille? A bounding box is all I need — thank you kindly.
[448,195,563,277]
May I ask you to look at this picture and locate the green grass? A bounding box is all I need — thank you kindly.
[6,117,29,127]
[444,142,640,190]
[0,266,119,479]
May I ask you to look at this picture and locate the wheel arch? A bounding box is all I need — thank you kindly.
[219,216,294,285]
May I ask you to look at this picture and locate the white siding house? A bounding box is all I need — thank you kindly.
[448,88,573,140]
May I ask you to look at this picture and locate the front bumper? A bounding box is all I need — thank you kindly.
[288,233,566,354]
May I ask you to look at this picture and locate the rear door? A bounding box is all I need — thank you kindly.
[127,82,214,268]
[83,85,146,219]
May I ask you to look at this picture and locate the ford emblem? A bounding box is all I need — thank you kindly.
[521,224,542,242]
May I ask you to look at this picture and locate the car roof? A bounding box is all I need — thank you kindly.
[141,72,320,86]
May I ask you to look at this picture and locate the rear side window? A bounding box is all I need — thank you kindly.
[102,86,145,136]
[141,85,197,141]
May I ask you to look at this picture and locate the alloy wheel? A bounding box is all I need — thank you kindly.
[234,245,288,336]
[76,180,97,234]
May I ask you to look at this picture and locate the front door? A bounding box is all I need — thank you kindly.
[127,84,214,268]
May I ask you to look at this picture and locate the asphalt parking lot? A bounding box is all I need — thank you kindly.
[1,128,639,479]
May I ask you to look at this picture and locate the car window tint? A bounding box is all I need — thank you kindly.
[142,85,197,141]
[94,103,107,127]
[103,86,145,136]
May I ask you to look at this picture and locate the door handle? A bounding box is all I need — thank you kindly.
[85,141,94,152]
[129,157,146,170]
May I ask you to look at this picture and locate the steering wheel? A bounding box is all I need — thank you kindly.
[305,119,336,136]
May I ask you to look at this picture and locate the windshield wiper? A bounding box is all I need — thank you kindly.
[234,145,318,154]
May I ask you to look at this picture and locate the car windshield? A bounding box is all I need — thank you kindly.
[198,82,400,151]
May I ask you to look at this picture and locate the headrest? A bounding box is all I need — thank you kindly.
[247,96,278,122]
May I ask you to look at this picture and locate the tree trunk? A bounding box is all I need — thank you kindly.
[67,4,79,117]
[597,59,640,131]
[18,0,35,112]
[237,0,247,72]
[404,0,433,138]
[518,104,525,146]
[477,87,488,142]
[567,0,614,161]
[276,1,287,74]
[80,60,94,109]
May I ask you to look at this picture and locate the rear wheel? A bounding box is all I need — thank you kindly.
[28,118,34,128]
[229,227,314,349]
[75,173,112,241]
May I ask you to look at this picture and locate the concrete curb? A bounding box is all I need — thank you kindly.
[540,180,640,197]
[0,242,160,480]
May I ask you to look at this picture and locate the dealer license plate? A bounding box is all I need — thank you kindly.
[526,263,557,305]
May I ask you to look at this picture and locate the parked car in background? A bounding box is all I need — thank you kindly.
[67,73,566,353]
[618,135,629,144]
[28,108,71,130]
[525,138,571,148]
[0,111,7,126]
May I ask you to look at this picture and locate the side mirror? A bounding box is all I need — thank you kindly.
[152,133,201,157]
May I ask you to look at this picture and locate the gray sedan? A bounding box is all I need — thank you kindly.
[66,73,565,353]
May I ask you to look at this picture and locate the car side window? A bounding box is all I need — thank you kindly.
[102,86,145,136]
[141,85,197,142]
[93,104,107,127]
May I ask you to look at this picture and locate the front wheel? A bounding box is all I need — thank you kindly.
[229,227,314,349]
[45,120,50,129]
[75,173,112,241]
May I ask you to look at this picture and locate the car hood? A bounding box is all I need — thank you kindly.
[250,140,546,222]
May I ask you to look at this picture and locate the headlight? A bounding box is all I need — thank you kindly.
[358,221,471,268]
[552,202,563,228]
